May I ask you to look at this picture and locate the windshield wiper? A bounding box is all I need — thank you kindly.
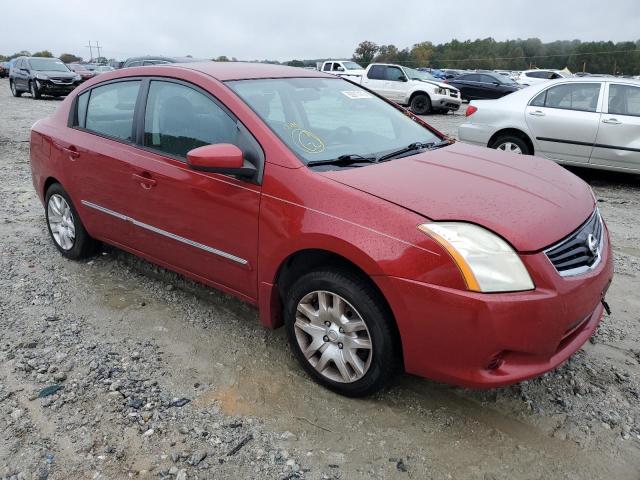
[377,140,451,162]
[306,154,378,168]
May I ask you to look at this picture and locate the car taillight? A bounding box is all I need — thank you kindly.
[465,105,477,117]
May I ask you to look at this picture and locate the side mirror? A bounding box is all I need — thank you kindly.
[493,81,500,86]
[399,76,408,82]
[336,66,345,71]
[186,144,256,179]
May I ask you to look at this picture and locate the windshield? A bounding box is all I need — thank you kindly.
[70,64,88,71]
[404,67,438,82]
[29,58,70,72]
[227,77,440,166]
[495,74,517,85]
[342,61,363,70]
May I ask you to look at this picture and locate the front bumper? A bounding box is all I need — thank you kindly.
[36,79,81,95]
[431,91,462,111]
[375,229,613,388]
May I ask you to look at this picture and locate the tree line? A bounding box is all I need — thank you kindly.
[350,38,640,74]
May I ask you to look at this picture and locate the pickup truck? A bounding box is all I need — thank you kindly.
[319,60,366,79]
[358,63,462,115]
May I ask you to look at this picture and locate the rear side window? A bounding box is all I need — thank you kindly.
[75,91,90,127]
[608,84,640,116]
[322,63,332,72]
[84,81,141,140]
[143,80,238,158]
[530,90,546,107]
[544,83,601,112]
[367,65,386,80]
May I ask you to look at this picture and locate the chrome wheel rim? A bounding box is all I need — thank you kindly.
[47,194,75,250]
[294,290,372,383]
[497,141,522,154]
[11,82,16,95]
[30,83,36,96]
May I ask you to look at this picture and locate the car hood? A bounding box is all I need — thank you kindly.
[410,78,455,91]
[320,142,595,252]
[36,70,76,78]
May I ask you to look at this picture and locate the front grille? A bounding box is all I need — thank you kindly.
[450,91,459,98]
[50,78,72,84]
[545,209,603,276]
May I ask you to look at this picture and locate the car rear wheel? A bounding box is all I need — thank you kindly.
[490,135,531,155]
[410,94,432,115]
[45,183,97,259]
[10,81,22,97]
[284,268,399,397]
[29,81,41,99]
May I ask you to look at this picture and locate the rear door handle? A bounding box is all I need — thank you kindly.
[602,118,621,125]
[132,172,157,189]
[529,110,545,116]
[62,146,80,159]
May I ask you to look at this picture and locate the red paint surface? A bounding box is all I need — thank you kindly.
[30,62,613,388]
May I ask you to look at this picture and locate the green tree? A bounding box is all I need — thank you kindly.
[352,41,379,66]
[286,59,304,67]
[32,50,54,58]
[215,55,229,62]
[59,53,83,63]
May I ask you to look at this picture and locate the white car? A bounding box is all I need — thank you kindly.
[359,63,462,114]
[319,60,366,79]
[517,69,571,86]
[459,77,640,173]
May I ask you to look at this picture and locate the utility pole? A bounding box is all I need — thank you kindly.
[583,61,586,73]
[95,41,102,60]
[85,41,94,62]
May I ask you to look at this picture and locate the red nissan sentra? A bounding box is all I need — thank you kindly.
[30,62,613,396]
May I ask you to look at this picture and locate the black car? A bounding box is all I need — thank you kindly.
[121,55,204,68]
[446,72,522,100]
[10,57,82,99]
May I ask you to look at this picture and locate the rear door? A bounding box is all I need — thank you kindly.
[525,82,603,164]
[590,82,640,171]
[123,79,262,300]
[361,65,390,98]
[478,74,502,99]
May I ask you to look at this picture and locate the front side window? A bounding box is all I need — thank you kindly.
[342,61,363,70]
[544,83,601,112]
[143,81,237,158]
[385,67,405,82]
[461,74,481,82]
[84,81,140,140]
[608,84,640,116]
[227,77,440,166]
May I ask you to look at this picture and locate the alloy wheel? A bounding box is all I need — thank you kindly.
[497,141,523,154]
[294,290,372,383]
[47,194,76,250]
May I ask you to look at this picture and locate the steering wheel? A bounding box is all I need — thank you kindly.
[326,126,354,145]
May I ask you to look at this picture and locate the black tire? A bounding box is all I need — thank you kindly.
[44,183,98,259]
[490,135,531,155]
[29,81,41,99]
[284,268,399,397]
[409,93,432,115]
[10,81,22,97]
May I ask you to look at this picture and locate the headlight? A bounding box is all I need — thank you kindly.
[35,73,49,80]
[435,87,448,95]
[73,74,82,81]
[418,222,534,293]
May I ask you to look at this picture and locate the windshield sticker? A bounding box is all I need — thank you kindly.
[285,123,325,154]
[341,90,373,99]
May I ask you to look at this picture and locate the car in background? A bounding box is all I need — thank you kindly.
[68,63,97,82]
[94,65,115,74]
[9,56,82,98]
[360,63,461,114]
[446,71,522,100]
[29,61,612,396]
[517,69,571,86]
[319,60,365,79]
[459,77,640,173]
[0,62,10,78]
[122,55,204,68]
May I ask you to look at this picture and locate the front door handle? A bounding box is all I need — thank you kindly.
[132,172,157,189]
[62,146,80,159]
[602,118,621,125]
[528,110,545,116]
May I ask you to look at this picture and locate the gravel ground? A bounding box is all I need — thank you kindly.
[1,79,639,480]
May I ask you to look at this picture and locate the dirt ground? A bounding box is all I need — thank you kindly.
[0,77,639,480]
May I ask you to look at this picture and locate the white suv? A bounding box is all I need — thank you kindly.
[517,69,571,86]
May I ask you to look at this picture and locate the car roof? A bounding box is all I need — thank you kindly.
[161,61,330,81]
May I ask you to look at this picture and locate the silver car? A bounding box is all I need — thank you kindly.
[459,77,640,173]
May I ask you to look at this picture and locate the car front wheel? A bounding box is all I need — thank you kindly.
[284,268,399,397]
[410,94,432,115]
[490,135,531,155]
[30,81,41,99]
[45,183,97,259]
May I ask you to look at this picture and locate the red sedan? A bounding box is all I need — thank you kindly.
[29,62,613,396]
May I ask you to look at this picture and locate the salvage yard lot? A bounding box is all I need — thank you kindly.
[0,77,639,479]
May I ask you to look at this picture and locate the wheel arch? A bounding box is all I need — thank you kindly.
[43,176,62,198]
[408,90,431,104]
[488,128,534,154]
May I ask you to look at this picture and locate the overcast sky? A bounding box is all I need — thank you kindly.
[3,0,639,61]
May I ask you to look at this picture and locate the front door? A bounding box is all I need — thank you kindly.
[123,79,262,300]
[525,82,603,164]
[590,82,640,172]
[384,65,409,103]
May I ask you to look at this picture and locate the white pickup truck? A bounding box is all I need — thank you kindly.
[319,60,366,79]
[358,63,462,115]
